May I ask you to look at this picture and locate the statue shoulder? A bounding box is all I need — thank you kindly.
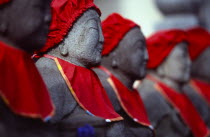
[93,68,122,112]
[183,84,210,127]
[36,57,77,123]
[138,78,173,126]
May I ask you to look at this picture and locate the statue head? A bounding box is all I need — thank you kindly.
[187,27,210,82]
[0,0,51,52]
[147,29,191,83]
[37,0,103,68]
[56,9,104,68]
[156,42,191,83]
[101,13,148,80]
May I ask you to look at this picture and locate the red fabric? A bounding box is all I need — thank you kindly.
[148,75,210,137]
[44,55,123,121]
[0,41,54,121]
[0,0,10,5]
[98,66,151,127]
[190,79,210,105]
[102,13,139,56]
[187,27,210,61]
[37,0,101,54]
[147,29,187,69]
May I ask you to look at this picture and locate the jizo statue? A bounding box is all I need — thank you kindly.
[0,0,57,137]
[138,29,209,137]
[183,27,210,128]
[35,0,123,136]
[94,13,154,137]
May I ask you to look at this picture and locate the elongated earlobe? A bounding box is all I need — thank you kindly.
[156,64,165,78]
[59,43,68,56]
[111,52,118,68]
[112,58,118,68]
[0,22,8,35]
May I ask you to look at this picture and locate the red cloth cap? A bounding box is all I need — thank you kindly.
[147,29,187,69]
[0,0,10,5]
[187,27,210,61]
[37,0,101,54]
[101,13,139,56]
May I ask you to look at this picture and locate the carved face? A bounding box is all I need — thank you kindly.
[63,9,104,68]
[6,0,51,52]
[117,27,148,80]
[192,47,210,81]
[157,42,191,83]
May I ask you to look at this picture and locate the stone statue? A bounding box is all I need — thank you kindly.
[154,0,201,30]
[138,29,209,137]
[94,13,154,137]
[35,1,123,136]
[183,27,210,128]
[0,0,58,137]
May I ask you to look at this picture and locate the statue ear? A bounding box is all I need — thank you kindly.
[0,22,8,35]
[156,64,165,78]
[59,42,68,56]
[111,52,119,68]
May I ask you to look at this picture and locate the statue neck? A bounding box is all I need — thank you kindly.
[47,50,87,68]
[162,77,183,92]
[103,65,134,90]
[151,72,183,92]
[0,36,21,51]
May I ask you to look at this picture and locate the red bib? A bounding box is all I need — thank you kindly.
[0,41,54,121]
[190,79,210,106]
[147,75,210,137]
[43,55,122,121]
[98,66,152,127]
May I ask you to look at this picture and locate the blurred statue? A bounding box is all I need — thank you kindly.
[94,13,154,137]
[154,0,202,30]
[183,27,210,127]
[0,0,57,137]
[35,0,123,136]
[137,29,209,137]
[199,0,210,31]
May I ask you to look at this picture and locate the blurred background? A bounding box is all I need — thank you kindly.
[95,0,163,37]
[94,0,210,37]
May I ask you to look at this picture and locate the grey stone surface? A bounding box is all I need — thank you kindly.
[138,43,192,137]
[0,0,59,136]
[183,47,210,128]
[183,84,210,127]
[36,9,122,137]
[139,79,192,137]
[94,27,154,137]
[191,47,210,82]
[0,0,51,52]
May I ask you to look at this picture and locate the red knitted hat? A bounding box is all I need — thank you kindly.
[101,13,139,56]
[0,0,10,5]
[187,27,210,61]
[147,29,188,69]
[37,0,101,54]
